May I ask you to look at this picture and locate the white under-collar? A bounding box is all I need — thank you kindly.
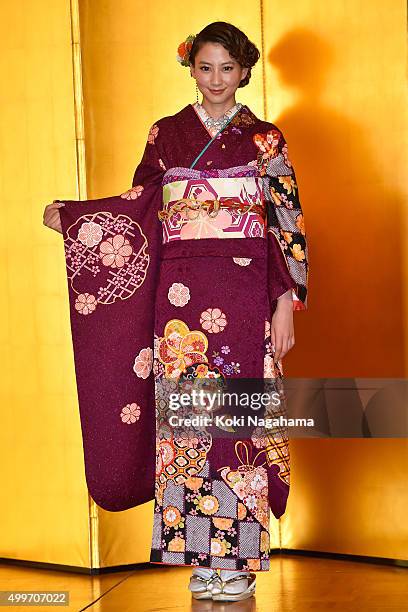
[193,102,243,138]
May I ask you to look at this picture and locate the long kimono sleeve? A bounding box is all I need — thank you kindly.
[256,128,309,311]
[58,121,166,511]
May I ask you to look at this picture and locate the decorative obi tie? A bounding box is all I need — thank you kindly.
[158,197,266,222]
[158,171,267,243]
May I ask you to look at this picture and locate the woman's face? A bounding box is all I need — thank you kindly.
[190,42,249,106]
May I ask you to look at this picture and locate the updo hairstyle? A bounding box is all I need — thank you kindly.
[189,21,260,87]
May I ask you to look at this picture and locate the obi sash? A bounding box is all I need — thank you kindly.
[158,165,267,243]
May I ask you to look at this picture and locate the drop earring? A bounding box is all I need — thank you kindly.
[195,82,199,104]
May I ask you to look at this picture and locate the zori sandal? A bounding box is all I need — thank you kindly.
[188,569,220,600]
[210,570,256,601]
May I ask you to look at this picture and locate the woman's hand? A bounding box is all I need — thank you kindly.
[43,200,65,234]
[270,290,295,362]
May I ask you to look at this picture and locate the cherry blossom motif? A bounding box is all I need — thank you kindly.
[200,307,227,333]
[233,257,252,266]
[99,234,133,268]
[77,221,103,247]
[147,123,159,144]
[133,347,153,379]
[168,282,190,307]
[158,319,208,378]
[75,293,97,315]
[249,471,268,492]
[244,494,257,510]
[247,159,258,166]
[65,213,149,316]
[120,402,141,424]
[120,185,144,200]
[198,552,208,561]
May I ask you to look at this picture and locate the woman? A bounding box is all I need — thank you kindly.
[43,21,308,603]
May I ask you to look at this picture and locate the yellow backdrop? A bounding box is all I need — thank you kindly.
[1,0,407,569]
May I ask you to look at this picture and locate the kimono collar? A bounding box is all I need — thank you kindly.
[192,101,243,138]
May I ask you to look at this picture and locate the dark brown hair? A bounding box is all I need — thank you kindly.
[189,21,260,88]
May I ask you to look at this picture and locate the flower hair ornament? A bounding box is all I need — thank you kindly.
[176,34,196,66]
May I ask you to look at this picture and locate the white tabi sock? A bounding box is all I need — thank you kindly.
[219,569,250,580]
[192,566,217,579]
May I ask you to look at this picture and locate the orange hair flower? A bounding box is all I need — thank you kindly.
[176,34,196,67]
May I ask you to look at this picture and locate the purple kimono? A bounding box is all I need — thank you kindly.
[59,102,308,572]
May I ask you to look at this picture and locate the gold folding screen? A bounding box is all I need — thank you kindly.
[262,0,408,559]
[1,0,407,569]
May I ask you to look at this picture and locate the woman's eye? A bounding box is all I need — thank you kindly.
[199,66,233,72]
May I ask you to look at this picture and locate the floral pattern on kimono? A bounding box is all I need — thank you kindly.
[57,103,307,575]
[253,128,308,310]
